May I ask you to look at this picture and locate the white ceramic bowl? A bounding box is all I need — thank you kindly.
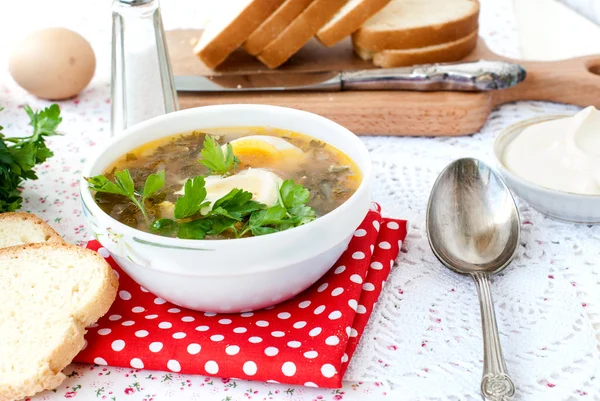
[493,114,600,224]
[80,105,372,313]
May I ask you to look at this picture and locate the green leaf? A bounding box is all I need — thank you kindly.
[86,170,150,226]
[86,175,128,197]
[288,205,317,226]
[143,170,166,200]
[0,104,62,213]
[279,179,310,209]
[36,104,62,134]
[199,135,239,175]
[174,176,207,219]
[114,169,136,196]
[177,218,212,239]
[151,218,178,235]
[248,205,287,236]
[210,188,265,220]
[250,226,279,236]
[34,145,54,164]
[205,215,238,236]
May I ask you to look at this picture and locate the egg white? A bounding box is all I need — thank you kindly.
[174,168,283,213]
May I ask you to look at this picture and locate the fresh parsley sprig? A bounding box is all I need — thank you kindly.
[199,135,239,176]
[0,104,62,212]
[87,169,165,225]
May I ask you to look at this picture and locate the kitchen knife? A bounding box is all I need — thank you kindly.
[174,60,526,92]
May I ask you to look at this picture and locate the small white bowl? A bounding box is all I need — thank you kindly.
[493,114,600,224]
[80,105,372,313]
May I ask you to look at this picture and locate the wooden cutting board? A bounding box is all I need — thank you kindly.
[167,29,600,136]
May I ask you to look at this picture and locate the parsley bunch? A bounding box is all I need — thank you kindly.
[0,104,62,212]
[86,135,318,239]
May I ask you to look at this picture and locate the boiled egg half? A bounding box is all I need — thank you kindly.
[224,135,305,167]
[175,168,283,212]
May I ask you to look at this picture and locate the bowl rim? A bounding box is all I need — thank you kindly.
[80,104,372,248]
[492,113,600,199]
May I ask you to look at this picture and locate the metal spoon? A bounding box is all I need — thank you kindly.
[426,158,520,401]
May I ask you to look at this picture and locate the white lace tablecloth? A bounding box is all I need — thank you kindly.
[1,1,599,400]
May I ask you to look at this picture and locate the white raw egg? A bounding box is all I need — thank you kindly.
[9,28,96,100]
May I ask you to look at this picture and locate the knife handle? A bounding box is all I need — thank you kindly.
[341,60,526,92]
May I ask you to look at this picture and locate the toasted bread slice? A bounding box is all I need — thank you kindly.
[355,29,478,67]
[0,212,64,248]
[316,0,391,47]
[257,0,349,68]
[352,0,479,51]
[193,0,285,68]
[0,243,118,401]
[244,0,317,56]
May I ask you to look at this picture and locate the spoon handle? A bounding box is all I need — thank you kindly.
[471,272,516,401]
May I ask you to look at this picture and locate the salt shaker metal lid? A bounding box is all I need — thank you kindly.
[110,0,179,137]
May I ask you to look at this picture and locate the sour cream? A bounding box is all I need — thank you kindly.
[503,106,600,195]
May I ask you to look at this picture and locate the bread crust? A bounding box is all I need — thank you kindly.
[257,0,349,68]
[244,0,317,56]
[316,0,392,47]
[357,29,478,68]
[194,0,285,68]
[0,212,64,246]
[0,243,118,401]
[352,0,479,51]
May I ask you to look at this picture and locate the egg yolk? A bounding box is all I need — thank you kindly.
[228,137,305,167]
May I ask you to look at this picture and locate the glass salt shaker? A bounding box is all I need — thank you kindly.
[111,0,179,137]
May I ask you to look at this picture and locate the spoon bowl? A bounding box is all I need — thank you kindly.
[427,158,521,274]
[426,158,521,401]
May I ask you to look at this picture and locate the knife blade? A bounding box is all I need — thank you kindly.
[174,60,526,93]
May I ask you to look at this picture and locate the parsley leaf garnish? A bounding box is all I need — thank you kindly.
[0,104,62,212]
[208,188,265,220]
[87,169,165,226]
[143,170,166,200]
[177,218,212,239]
[279,179,310,209]
[199,135,239,176]
[247,205,288,236]
[174,176,209,219]
[151,218,178,235]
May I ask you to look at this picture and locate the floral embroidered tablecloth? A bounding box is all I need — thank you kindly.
[2,0,600,400]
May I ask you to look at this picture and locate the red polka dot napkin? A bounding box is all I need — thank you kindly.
[76,204,407,388]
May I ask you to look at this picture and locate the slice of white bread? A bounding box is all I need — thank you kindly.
[316,0,392,47]
[0,212,64,248]
[0,243,118,401]
[355,29,478,67]
[257,0,349,68]
[244,0,317,56]
[193,0,285,68]
[352,0,479,52]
